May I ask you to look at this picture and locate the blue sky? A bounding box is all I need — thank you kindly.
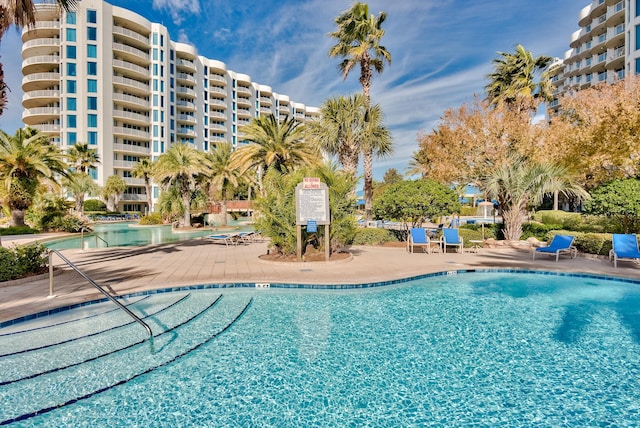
[0,0,585,179]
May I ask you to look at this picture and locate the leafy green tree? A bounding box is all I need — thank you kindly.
[101,175,126,212]
[329,1,392,222]
[254,163,357,256]
[483,157,588,240]
[66,142,100,174]
[0,128,68,226]
[583,178,640,233]
[373,179,460,229]
[132,158,155,212]
[232,115,319,193]
[485,44,553,114]
[383,168,402,185]
[154,143,208,227]
[64,171,98,215]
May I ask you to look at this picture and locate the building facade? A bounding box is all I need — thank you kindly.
[549,0,640,112]
[21,0,319,212]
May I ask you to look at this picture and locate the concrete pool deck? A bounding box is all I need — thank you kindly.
[1,233,639,323]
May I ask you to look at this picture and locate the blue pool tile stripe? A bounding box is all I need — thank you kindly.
[3,269,640,330]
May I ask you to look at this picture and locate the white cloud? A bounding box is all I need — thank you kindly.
[152,0,201,25]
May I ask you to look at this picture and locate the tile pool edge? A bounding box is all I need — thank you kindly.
[3,268,640,329]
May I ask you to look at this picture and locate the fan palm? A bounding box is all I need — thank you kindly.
[132,158,155,213]
[231,114,319,194]
[67,142,100,173]
[483,156,588,241]
[153,143,208,227]
[0,128,68,226]
[203,142,245,227]
[328,2,392,221]
[64,171,98,215]
[485,44,554,114]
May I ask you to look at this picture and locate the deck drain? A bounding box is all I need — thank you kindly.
[299,269,313,272]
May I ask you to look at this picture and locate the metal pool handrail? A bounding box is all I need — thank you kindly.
[80,227,109,249]
[47,249,153,339]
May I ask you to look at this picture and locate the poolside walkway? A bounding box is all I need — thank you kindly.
[1,233,639,323]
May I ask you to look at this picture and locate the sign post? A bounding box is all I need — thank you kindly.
[295,178,330,261]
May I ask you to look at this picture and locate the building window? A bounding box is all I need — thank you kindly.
[636,58,640,74]
[65,11,76,24]
[66,45,76,59]
[87,96,97,110]
[88,131,98,145]
[67,114,76,128]
[87,27,97,41]
[87,44,97,58]
[153,48,158,61]
[152,33,158,45]
[66,28,76,42]
[87,79,97,93]
[67,132,77,145]
[87,9,97,23]
[66,63,76,76]
[89,168,97,179]
[67,80,76,93]
[87,61,97,75]
[67,97,76,111]
[87,114,98,127]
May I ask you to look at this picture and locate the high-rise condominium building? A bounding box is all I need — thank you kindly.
[549,0,639,112]
[21,0,319,212]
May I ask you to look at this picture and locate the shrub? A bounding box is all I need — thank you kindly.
[139,212,163,225]
[457,228,484,242]
[459,206,476,216]
[536,210,583,229]
[0,248,20,281]
[84,199,107,211]
[352,228,399,245]
[13,243,47,274]
[459,223,501,240]
[521,222,562,240]
[0,226,39,236]
[47,215,85,232]
[584,178,640,233]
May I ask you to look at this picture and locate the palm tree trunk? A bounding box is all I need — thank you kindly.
[10,209,26,227]
[182,193,191,227]
[145,179,152,213]
[220,200,228,227]
[363,147,374,221]
[553,190,559,211]
[501,208,524,241]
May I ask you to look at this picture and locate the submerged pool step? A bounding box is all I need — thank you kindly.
[0,293,188,357]
[0,292,252,424]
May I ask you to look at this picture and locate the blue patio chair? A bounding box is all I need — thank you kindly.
[443,228,463,254]
[408,228,433,253]
[205,233,238,247]
[610,234,640,268]
[533,234,577,262]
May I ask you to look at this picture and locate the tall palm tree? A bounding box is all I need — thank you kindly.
[64,171,98,215]
[483,156,588,241]
[203,142,244,227]
[66,142,100,174]
[0,0,76,115]
[153,143,208,227]
[360,102,393,203]
[102,175,126,212]
[132,158,155,213]
[485,44,554,114]
[0,128,68,226]
[306,94,363,177]
[329,1,392,221]
[231,114,319,194]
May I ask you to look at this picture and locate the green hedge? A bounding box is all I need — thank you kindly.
[139,213,163,225]
[352,228,399,245]
[0,243,48,282]
[0,226,39,236]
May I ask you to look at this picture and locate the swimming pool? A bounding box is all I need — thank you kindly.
[2,271,640,426]
[45,221,252,250]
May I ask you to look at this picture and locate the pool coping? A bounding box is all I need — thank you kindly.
[3,268,639,329]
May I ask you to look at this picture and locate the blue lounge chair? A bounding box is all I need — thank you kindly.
[443,228,463,254]
[610,234,640,268]
[533,234,577,262]
[205,233,238,246]
[408,228,433,253]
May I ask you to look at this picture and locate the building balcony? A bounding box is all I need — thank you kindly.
[176,86,196,98]
[113,126,150,141]
[237,96,251,107]
[113,76,150,95]
[120,193,147,202]
[591,53,607,72]
[589,0,607,20]
[209,99,226,108]
[606,1,625,26]
[113,159,141,169]
[209,86,226,96]
[113,109,150,126]
[177,128,196,137]
[260,96,272,106]
[21,72,60,92]
[112,92,150,110]
[260,107,272,114]
[605,23,624,48]
[113,25,150,49]
[237,108,252,118]
[236,86,251,97]
[209,74,226,85]
[112,59,149,81]
[123,177,146,186]
[209,111,226,120]
[22,89,60,108]
[606,46,625,69]
[176,100,196,112]
[113,142,150,155]
[21,20,60,42]
[209,123,226,131]
[176,72,196,85]
[176,58,196,73]
[112,42,149,67]
[22,106,60,124]
[210,136,227,143]
[21,55,60,75]
[176,114,197,125]
[22,37,60,57]
[30,123,60,134]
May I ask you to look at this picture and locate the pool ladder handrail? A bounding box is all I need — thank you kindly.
[80,227,109,249]
[48,248,153,339]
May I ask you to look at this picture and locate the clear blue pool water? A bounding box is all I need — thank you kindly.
[45,221,253,250]
[2,271,640,426]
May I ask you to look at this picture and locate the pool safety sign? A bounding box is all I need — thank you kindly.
[295,178,330,225]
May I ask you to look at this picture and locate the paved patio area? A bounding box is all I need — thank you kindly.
[1,233,639,323]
